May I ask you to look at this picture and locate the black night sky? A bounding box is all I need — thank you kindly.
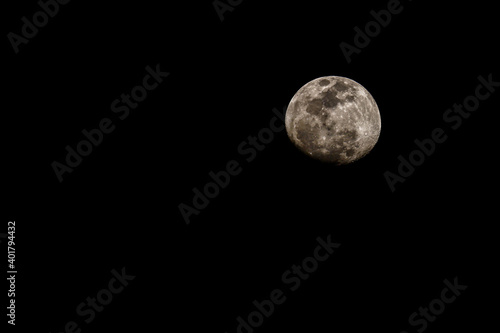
[3,0,498,332]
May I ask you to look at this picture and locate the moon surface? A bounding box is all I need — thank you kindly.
[285,76,381,164]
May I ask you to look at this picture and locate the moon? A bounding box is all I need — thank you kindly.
[285,76,381,164]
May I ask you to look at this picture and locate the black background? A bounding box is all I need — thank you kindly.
[3,0,498,332]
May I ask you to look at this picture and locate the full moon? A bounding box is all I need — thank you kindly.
[285,76,381,164]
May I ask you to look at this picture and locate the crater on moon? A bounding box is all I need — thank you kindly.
[285,76,381,165]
